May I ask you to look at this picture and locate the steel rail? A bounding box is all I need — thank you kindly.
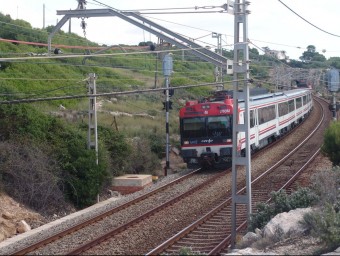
[11,169,201,255]
[146,96,327,255]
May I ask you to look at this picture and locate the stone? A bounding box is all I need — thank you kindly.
[16,220,31,234]
[0,218,16,241]
[263,208,312,239]
[1,211,14,220]
[241,232,261,245]
[255,228,262,237]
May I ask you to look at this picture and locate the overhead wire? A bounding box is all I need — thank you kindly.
[0,79,249,105]
[119,5,227,12]
[278,0,340,38]
[0,20,91,46]
[247,39,316,89]
[0,46,210,61]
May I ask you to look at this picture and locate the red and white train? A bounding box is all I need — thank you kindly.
[179,88,313,168]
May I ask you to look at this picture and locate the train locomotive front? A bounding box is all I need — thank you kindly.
[179,93,234,168]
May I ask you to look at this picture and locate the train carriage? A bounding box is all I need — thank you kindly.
[179,88,313,168]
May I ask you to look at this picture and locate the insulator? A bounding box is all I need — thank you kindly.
[81,19,86,30]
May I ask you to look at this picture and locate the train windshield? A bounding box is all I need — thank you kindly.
[181,116,232,139]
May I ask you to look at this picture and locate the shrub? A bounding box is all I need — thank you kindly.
[125,137,161,176]
[178,247,203,255]
[310,166,340,206]
[300,166,340,251]
[52,128,109,208]
[96,125,132,177]
[302,204,340,251]
[322,121,340,166]
[249,188,318,231]
[148,132,165,159]
[0,138,67,213]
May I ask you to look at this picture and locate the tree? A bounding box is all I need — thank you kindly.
[300,45,326,63]
[327,57,340,70]
[322,121,340,166]
[249,47,260,58]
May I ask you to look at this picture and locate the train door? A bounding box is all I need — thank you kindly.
[250,108,259,150]
[237,111,244,151]
[275,103,280,136]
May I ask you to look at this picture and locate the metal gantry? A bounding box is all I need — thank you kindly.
[48,7,233,74]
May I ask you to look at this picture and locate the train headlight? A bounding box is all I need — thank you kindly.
[184,141,189,145]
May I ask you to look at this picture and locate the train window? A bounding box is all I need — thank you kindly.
[207,116,232,138]
[303,95,307,105]
[288,100,295,112]
[278,102,289,117]
[296,97,302,108]
[250,110,255,128]
[258,105,275,125]
[181,117,206,138]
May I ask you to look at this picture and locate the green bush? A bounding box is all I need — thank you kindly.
[300,166,340,252]
[96,125,132,177]
[125,137,161,176]
[322,121,340,166]
[55,131,109,208]
[303,204,340,251]
[310,167,340,206]
[249,188,318,231]
[178,247,204,255]
[148,131,166,159]
[0,104,133,209]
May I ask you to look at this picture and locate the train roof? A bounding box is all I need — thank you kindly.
[179,88,311,118]
[242,88,311,108]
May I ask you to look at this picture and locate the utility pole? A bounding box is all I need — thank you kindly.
[162,53,173,176]
[231,0,251,249]
[43,4,45,29]
[87,73,98,164]
[327,68,339,121]
[212,32,223,91]
[69,9,72,33]
[88,73,99,203]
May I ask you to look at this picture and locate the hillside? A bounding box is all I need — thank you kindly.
[0,12,221,212]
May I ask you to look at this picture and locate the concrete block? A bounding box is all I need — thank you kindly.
[112,174,152,195]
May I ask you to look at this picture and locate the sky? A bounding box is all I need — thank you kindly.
[1,0,340,61]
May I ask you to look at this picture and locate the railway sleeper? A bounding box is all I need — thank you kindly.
[188,233,227,239]
[181,237,223,243]
[191,230,226,235]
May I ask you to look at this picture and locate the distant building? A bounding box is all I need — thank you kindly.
[263,47,288,60]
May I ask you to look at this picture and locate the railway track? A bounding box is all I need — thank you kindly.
[8,169,223,255]
[1,96,330,255]
[146,96,331,255]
